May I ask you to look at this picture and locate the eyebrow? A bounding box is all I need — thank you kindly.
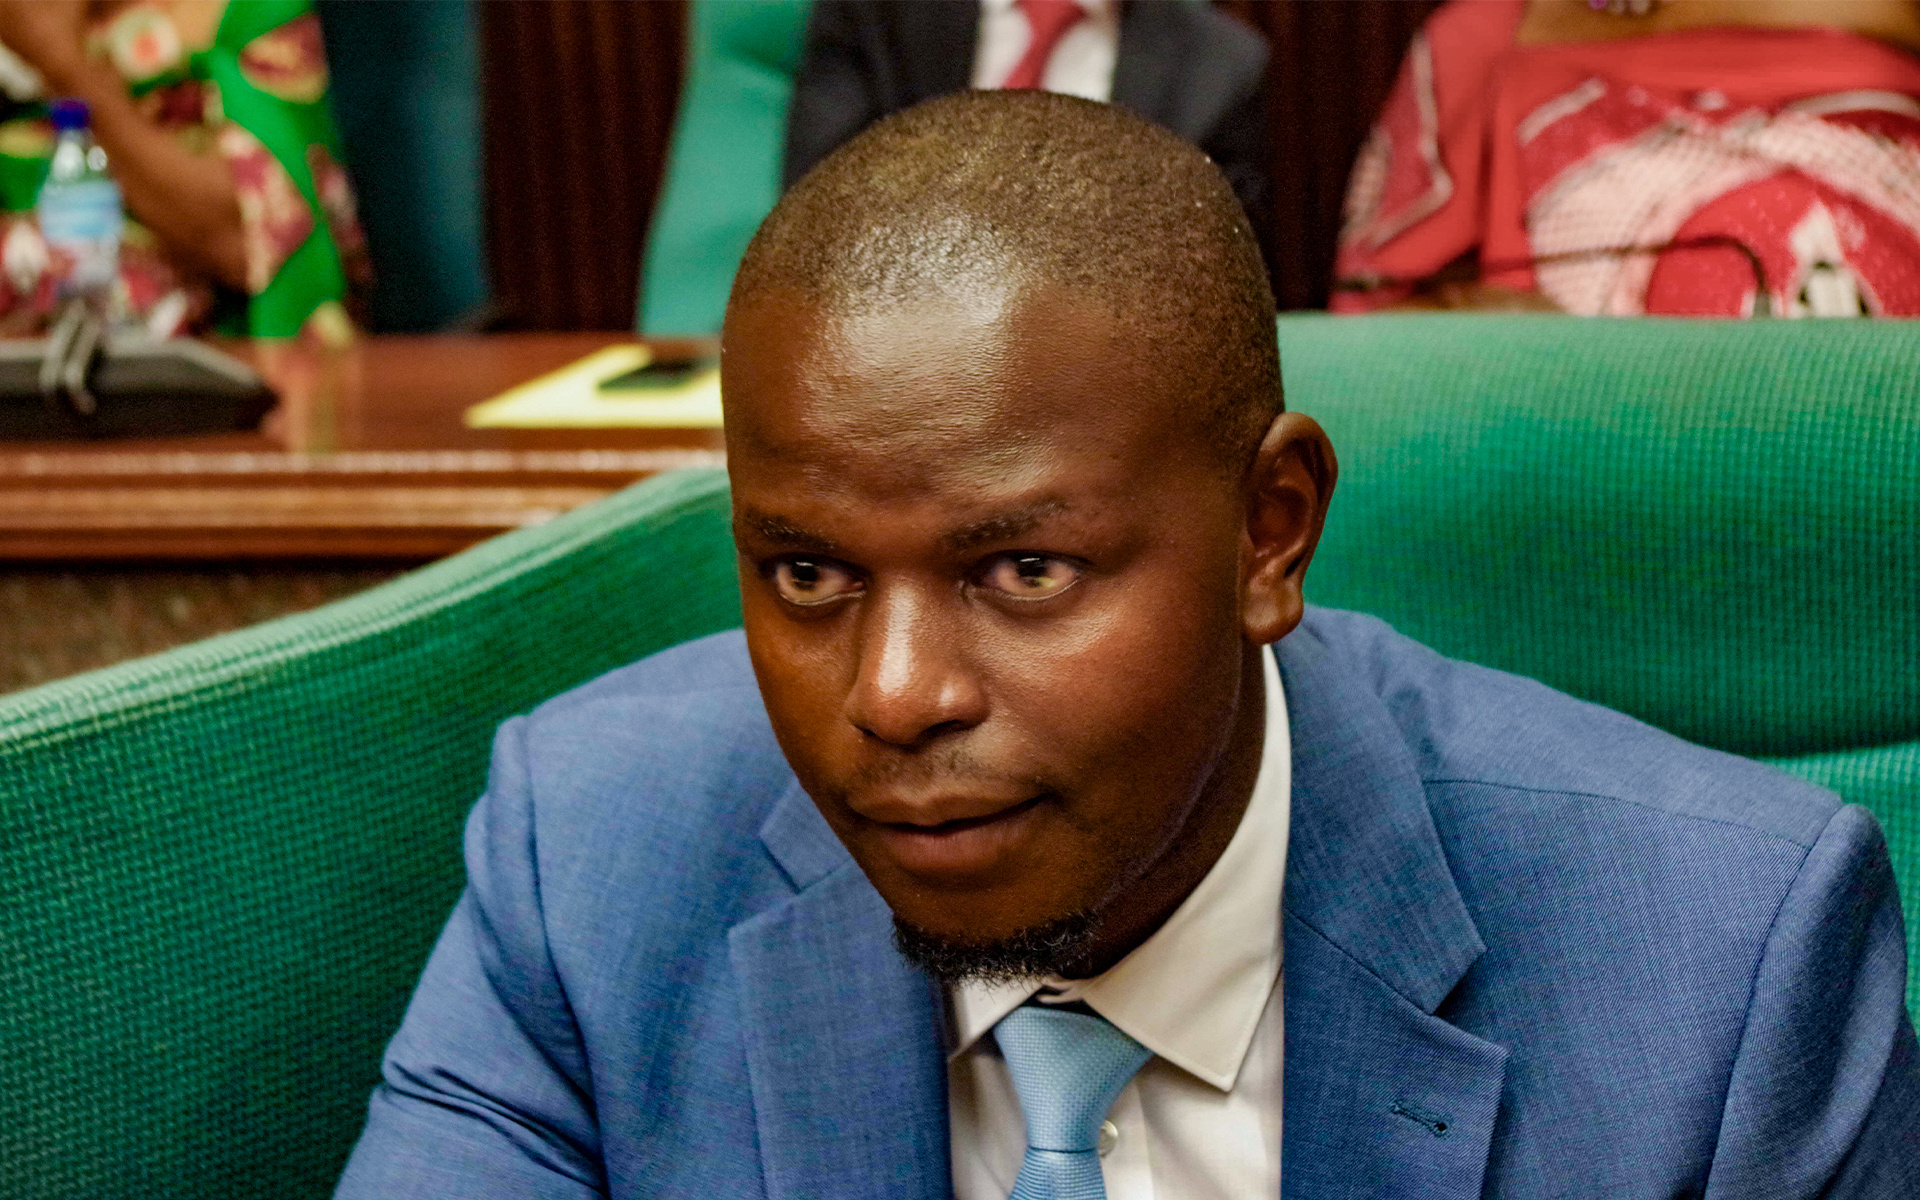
[737,509,841,553]
[941,497,1069,553]
[736,496,1072,556]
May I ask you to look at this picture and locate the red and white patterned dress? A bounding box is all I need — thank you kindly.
[1335,0,1920,317]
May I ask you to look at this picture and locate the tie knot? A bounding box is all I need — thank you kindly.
[1004,0,1087,90]
[1016,0,1086,40]
[993,1005,1153,1154]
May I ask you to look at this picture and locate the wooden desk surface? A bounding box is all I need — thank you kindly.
[0,334,726,560]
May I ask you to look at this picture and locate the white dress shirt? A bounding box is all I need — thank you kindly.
[970,0,1120,101]
[947,647,1290,1200]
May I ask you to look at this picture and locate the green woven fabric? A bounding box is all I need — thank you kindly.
[638,0,811,335]
[0,469,738,1200]
[1288,314,1918,757]
[4,317,1916,1195]
[1287,313,1920,1017]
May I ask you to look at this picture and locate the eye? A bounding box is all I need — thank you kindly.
[769,558,861,606]
[978,554,1081,600]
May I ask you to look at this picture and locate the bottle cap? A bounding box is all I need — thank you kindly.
[48,99,90,131]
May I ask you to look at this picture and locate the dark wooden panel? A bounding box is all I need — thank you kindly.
[477,0,1432,326]
[480,0,687,331]
[1221,0,1442,310]
[0,335,725,561]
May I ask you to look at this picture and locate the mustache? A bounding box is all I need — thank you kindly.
[840,744,1053,796]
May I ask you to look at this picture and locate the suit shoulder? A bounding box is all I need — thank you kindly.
[475,630,803,964]
[515,628,760,760]
[1189,2,1270,69]
[1121,0,1267,75]
[1297,607,1839,849]
[511,628,790,839]
[533,627,758,715]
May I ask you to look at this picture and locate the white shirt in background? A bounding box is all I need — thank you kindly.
[970,0,1120,101]
[947,646,1290,1200]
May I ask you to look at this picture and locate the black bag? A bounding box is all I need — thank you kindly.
[0,304,275,440]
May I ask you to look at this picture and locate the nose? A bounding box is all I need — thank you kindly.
[844,584,988,747]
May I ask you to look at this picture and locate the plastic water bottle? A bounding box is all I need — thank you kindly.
[37,98,123,313]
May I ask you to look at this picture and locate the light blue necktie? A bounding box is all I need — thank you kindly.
[993,1004,1154,1200]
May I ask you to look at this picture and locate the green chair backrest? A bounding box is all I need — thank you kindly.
[638,0,812,336]
[1286,313,1920,1014]
[4,317,1915,1198]
[0,470,739,1200]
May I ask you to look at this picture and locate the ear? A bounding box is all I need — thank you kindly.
[1240,412,1337,645]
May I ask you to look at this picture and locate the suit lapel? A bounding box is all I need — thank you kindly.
[1111,0,1257,146]
[731,784,950,1200]
[1277,623,1508,1200]
[731,620,1509,1200]
[894,0,977,105]
[1110,2,1183,133]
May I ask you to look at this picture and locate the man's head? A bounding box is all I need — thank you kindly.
[722,91,1335,982]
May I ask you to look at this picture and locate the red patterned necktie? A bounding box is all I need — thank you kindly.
[1001,0,1087,90]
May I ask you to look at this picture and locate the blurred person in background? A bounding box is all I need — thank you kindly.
[783,0,1272,248]
[0,0,364,340]
[1333,0,1920,317]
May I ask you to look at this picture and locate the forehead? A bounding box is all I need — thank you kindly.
[722,286,1206,504]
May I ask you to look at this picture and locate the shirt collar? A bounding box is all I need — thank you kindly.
[947,645,1291,1091]
[979,0,1112,17]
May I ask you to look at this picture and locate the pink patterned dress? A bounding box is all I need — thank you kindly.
[1335,0,1920,317]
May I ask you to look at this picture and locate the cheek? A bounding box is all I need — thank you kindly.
[990,558,1247,802]
[741,597,852,772]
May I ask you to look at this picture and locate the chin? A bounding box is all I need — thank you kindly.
[867,862,1088,937]
[874,863,1118,983]
[890,908,1100,985]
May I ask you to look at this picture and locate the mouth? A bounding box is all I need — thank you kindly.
[866,793,1050,881]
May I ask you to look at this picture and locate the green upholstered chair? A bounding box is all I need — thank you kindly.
[2,317,1914,1199]
[0,470,738,1200]
[639,0,813,336]
[1284,313,1920,1016]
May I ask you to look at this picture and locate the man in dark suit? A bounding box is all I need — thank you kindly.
[784,0,1272,249]
[336,92,1919,1199]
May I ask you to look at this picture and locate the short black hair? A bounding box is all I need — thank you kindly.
[730,89,1281,469]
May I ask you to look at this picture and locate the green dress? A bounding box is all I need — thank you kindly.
[0,0,365,339]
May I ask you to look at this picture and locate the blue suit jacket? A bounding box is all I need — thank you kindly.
[336,608,1920,1198]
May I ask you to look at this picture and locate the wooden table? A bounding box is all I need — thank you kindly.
[0,333,726,560]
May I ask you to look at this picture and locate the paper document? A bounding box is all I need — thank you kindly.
[464,345,723,429]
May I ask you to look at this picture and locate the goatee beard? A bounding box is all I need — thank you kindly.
[891,910,1100,985]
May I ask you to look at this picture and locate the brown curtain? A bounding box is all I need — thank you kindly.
[480,0,686,331]
[480,0,1438,329]
[1219,0,1443,310]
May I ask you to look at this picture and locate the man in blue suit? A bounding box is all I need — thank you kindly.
[336,91,1919,1199]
